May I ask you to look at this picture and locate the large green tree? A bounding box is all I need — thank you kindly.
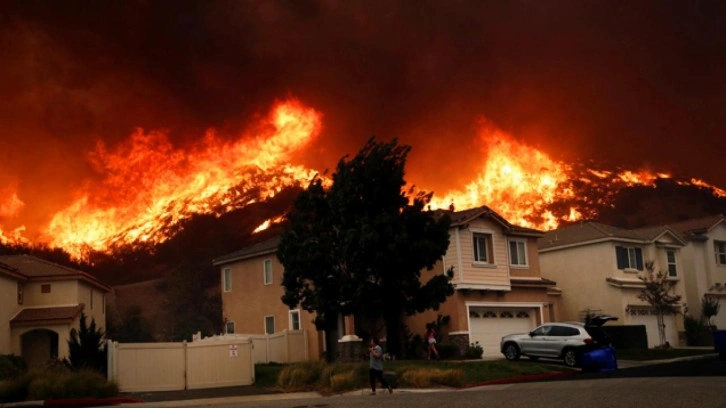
[278,138,453,359]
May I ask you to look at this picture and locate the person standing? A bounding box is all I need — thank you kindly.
[426,325,440,360]
[368,337,392,395]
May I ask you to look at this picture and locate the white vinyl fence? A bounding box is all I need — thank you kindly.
[197,329,308,364]
[107,330,308,392]
[107,338,254,392]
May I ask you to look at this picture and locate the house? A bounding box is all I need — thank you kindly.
[661,215,726,329]
[0,254,110,366]
[538,222,687,348]
[214,205,561,359]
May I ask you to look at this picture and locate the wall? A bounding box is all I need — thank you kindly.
[199,330,308,364]
[23,280,78,306]
[0,274,21,354]
[220,255,322,360]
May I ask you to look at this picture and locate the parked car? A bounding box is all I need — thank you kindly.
[500,315,618,368]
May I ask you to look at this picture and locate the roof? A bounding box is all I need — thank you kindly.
[439,205,544,237]
[538,222,685,251]
[10,304,85,327]
[213,236,281,265]
[0,261,27,281]
[0,255,111,292]
[659,214,726,240]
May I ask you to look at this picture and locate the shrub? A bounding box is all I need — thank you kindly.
[0,368,117,403]
[329,371,359,393]
[684,314,710,346]
[464,342,484,359]
[0,355,27,381]
[436,343,459,359]
[277,361,324,390]
[319,362,366,388]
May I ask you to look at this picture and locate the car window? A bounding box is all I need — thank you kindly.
[531,325,552,336]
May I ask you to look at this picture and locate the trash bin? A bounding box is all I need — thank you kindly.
[580,345,618,372]
[712,330,726,360]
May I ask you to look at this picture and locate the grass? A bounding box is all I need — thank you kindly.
[256,359,571,393]
[615,347,715,361]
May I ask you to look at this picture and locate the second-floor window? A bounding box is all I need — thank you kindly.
[666,250,677,277]
[509,239,528,267]
[615,245,643,270]
[223,268,232,292]
[263,259,273,285]
[17,283,23,305]
[473,233,494,264]
[225,321,235,334]
[715,241,726,266]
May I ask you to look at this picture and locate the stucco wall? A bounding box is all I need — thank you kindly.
[0,275,21,354]
[23,280,79,306]
[220,255,322,360]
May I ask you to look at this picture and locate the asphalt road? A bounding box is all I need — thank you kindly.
[124,356,726,408]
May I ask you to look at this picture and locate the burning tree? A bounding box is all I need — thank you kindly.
[278,138,453,360]
[638,261,682,347]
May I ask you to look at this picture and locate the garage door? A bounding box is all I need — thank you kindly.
[468,307,537,359]
[629,313,678,348]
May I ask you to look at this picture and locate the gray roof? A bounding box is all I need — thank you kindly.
[0,255,110,291]
[213,236,281,265]
[437,205,543,237]
[539,222,685,251]
[659,215,725,240]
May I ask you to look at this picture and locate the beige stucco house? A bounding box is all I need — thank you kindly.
[662,215,726,329]
[0,255,110,366]
[215,205,561,359]
[538,222,687,348]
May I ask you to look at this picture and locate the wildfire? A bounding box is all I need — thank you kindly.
[42,99,322,258]
[253,215,286,234]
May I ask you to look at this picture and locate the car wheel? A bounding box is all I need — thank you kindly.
[503,343,521,361]
[563,349,578,367]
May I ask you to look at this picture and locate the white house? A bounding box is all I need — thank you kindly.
[538,222,686,348]
[662,215,726,329]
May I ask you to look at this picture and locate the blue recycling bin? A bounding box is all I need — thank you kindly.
[580,345,618,372]
[713,330,726,359]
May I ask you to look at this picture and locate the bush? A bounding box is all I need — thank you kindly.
[0,367,117,403]
[0,355,27,381]
[319,362,366,389]
[684,314,711,346]
[436,343,459,359]
[277,361,324,390]
[464,342,484,359]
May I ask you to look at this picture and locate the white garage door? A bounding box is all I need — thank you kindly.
[469,307,537,359]
[629,313,678,348]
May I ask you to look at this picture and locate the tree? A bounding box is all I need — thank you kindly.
[638,261,682,347]
[66,312,106,374]
[106,305,155,343]
[278,138,453,359]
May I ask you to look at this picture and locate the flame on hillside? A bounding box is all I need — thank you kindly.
[41,99,322,258]
[2,99,726,256]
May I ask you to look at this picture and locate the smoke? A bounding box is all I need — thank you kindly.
[1,0,725,239]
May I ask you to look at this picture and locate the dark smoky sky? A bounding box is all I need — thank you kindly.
[1,0,725,234]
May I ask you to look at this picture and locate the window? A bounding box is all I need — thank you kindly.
[289,310,301,331]
[41,284,51,293]
[549,326,580,337]
[264,315,275,334]
[509,239,528,266]
[17,283,23,305]
[615,246,643,270]
[531,325,552,336]
[473,233,494,264]
[223,268,232,292]
[263,259,273,285]
[666,250,677,277]
[715,241,726,266]
[225,321,235,334]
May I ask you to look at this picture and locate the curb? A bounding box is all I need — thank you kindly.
[463,370,578,387]
[1,397,144,408]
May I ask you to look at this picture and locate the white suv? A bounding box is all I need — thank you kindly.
[500,316,616,367]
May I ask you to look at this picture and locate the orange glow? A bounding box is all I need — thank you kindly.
[253,215,286,234]
[0,190,24,218]
[42,99,322,259]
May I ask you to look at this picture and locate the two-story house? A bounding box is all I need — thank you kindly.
[0,255,110,366]
[663,215,726,329]
[538,222,687,348]
[215,205,560,359]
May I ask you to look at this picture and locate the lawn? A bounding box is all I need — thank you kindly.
[255,359,572,391]
[615,348,715,361]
